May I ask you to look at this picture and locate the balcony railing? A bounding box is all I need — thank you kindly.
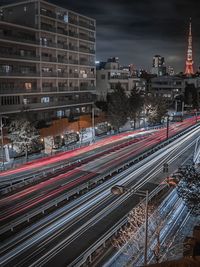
[79,21,95,31]
[0,33,38,45]
[57,43,68,50]
[40,9,57,19]
[41,56,57,62]
[41,24,56,33]
[68,18,78,25]
[79,47,95,54]
[0,71,39,77]
[57,28,68,35]
[68,59,79,65]
[80,61,95,66]
[68,46,78,51]
[0,52,40,61]
[57,58,68,64]
[69,31,78,38]
[80,85,95,91]
[69,73,79,78]
[0,87,40,94]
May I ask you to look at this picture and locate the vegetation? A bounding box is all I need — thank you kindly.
[128,87,144,128]
[8,118,40,161]
[144,95,168,124]
[107,83,128,131]
[177,165,200,216]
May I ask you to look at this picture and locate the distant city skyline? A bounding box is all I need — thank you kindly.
[1,0,200,72]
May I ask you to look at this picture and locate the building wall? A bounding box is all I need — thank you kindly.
[96,59,146,100]
[0,0,96,122]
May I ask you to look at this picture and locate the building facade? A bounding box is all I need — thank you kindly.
[0,0,96,122]
[151,55,166,76]
[96,57,146,100]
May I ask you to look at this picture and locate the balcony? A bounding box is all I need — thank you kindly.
[80,85,95,91]
[68,18,78,26]
[0,52,40,61]
[41,72,56,77]
[0,71,39,77]
[68,59,79,65]
[79,34,95,42]
[79,47,95,54]
[80,74,95,79]
[57,28,68,35]
[57,43,68,50]
[79,21,95,31]
[69,73,79,78]
[80,60,95,66]
[0,87,40,94]
[41,24,56,33]
[41,56,57,62]
[0,33,39,45]
[40,9,56,19]
[69,31,78,38]
[57,58,68,64]
[68,86,79,91]
[88,25,95,31]
[68,46,78,52]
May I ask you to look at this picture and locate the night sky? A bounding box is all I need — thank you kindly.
[1,0,200,72]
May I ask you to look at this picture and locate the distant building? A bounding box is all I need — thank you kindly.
[149,76,185,111]
[168,66,175,76]
[0,0,96,122]
[151,55,167,76]
[96,58,146,100]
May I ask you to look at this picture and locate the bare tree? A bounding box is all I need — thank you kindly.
[8,118,40,162]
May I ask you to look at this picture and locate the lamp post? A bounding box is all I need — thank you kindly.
[166,114,170,140]
[111,185,149,266]
[92,104,95,143]
[0,116,8,170]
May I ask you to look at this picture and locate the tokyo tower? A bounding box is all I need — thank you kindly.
[185,18,194,76]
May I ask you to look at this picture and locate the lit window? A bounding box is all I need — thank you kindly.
[41,97,50,103]
[24,6,27,12]
[25,83,32,89]
[64,14,68,23]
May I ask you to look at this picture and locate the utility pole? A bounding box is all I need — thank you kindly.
[92,104,95,143]
[166,115,169,140]
[0,116,4,170]
[144,190,149,266]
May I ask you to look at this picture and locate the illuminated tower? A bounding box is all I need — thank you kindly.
[185,18,194,76]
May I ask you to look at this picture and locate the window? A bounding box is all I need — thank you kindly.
[0,65,12,73]
[41,97,50,103]
[64,14,68,23]
[1,96,20,105]
[25,82,32,89]
[101,74,105,79]
[57,110,64,117]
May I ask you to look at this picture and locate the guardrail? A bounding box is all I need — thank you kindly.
[0,136,143,194]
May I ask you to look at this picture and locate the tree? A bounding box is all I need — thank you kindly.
[177,165,200,216]
[107,82,128,131]
[144,96,168,124]
[184,83,198,110]
[128,87,144,129]
[8,118,40,161]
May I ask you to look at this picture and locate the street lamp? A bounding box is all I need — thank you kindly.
[111,185,149,266]
[92,103,95,143]
[0,116,8,170]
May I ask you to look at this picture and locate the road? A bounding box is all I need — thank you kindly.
[0,118,197,226]
[0,124,199,267]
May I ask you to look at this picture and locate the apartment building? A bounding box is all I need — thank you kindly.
[0,0,96,122]
[96,57,146,100]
